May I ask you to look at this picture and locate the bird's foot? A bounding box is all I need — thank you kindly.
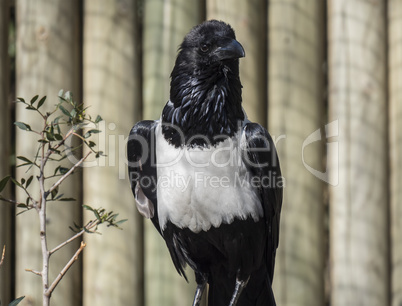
[228,275,250,306]
[192,274,207,306]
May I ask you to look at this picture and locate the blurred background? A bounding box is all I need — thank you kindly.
[0,0,401,305]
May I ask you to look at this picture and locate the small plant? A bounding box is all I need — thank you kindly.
[0,91,126,306]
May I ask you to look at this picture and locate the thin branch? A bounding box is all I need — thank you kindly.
[49,219,99,255]
[0,245,5,268]
[27,130,42,136]
[41,128,75,170]
[0,197,35,209]
[47,151,92,196]
[20,187,39,209]
[39,123,50,306]
[43,173,64,180]
[72,132,86,142]
[45,241,86,297]
[25,268,42,277]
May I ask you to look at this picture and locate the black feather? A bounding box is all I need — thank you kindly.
[242,122,283,282]
[127,120,160,233]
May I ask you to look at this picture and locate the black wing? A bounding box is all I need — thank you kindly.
[242,122,283,282]
[127,120,161,234]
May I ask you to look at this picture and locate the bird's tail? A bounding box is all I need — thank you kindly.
[207,268,276,306]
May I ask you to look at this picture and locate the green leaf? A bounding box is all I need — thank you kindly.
[73,221,81,230]
[17,156,33,165]
[64,91,73,102]
[59,167,69,174]
[9,296,25,306]
[26,175,34,188]
[83,226,92,234]
[58,197,76,202]
[16,97,25,103]
[54,134,63,141]
[88,141,96,148]
[54,193,64,200]
[94,210,101,221]
[95,115,103,123]
[25,105,36,110]
[38,139,49,144]
[30,95,39,105]
[58,95,67,102]
[115,219,128,226]
[10,177,23,188]
[46,132,55,141]
[82,205,94,212]
[16,163,32,168]
[54,165,61,176]
[37,96,47,109]
[88,129,101,134]
[69,223,82,233]
[59,105,71,117]
[21,178,25,185]
[0,176,11,193]
[51,186,59,199]
[53,115,62,124]
[14,122,32,131]
[84,129,102,138]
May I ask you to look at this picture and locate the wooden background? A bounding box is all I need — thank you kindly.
[0,0,400,306]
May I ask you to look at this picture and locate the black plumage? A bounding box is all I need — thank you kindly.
[128,20,282,306]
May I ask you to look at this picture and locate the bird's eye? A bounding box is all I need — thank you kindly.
[200,44,210,53]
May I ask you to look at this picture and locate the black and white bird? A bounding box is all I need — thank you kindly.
[127,20,283,306]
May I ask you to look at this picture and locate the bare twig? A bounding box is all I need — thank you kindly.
[49,219,99,255]
[47,151,92,196]
[0,245,5,268]
[25,268,42,277]
[20,187,39,209]
[45,241,86,297]
[0,197,35,209]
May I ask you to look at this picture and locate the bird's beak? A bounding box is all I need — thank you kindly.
[215,38,245,61]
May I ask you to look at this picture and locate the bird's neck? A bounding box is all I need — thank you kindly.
[162,64,244,148]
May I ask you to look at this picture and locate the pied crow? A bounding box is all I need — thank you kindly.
[128,20,283,306]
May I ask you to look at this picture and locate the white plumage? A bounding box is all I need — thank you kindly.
[155,120,262,233]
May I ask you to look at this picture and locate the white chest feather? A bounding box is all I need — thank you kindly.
[155,122,262,233]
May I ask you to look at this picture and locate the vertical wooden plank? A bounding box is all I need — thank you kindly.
[142,1,204,305]
[143,0,205,120]
[389,1,402,305]
[207,0,267,126]
[0,0,12,304]
[328,1,389,305]
[83,1,143,305]
[268,1,326,305]
[15,1,82,305]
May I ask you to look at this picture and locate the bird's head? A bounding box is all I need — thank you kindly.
[165,20,245,147]
[177,20,245,72]
[170,20,245,107]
